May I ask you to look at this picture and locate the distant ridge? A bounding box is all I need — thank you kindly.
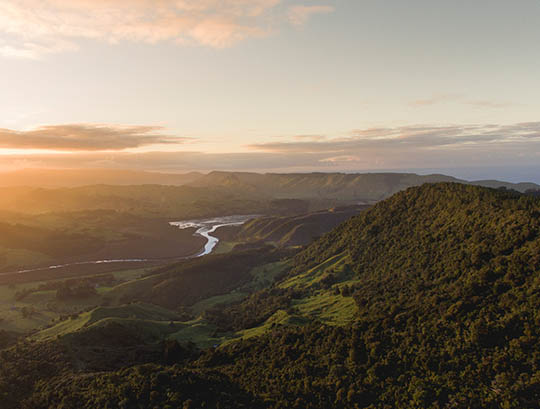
[215,205,370,247]
[1,169,537,197]
[0,169,202,187]
[470,179,540,192]
[190,171,539,202]
[0,170,537,216]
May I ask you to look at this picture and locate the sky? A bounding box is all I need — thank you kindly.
[0,0,539,182]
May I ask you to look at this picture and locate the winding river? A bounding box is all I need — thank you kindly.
[169,214,255,257]
[3,215,255,276]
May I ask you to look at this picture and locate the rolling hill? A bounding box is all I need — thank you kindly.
[191,171,540,204]
[0,169,203,188]
[1,171,537,218]
[214,205,370,248]
[201,183,540,407]
[104,247,292,312]
[0,184,266,217]
[0,183,539,408]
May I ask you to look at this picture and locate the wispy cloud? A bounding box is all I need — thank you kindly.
[287,5,334,27]
[466,100,513,109]
[248,122,540,167]
[410,93,512,109]
[0,122,538,174]
[0,124,188,151]
[0,0,334,58]
[292,134,327,141]
[410,93,463,106]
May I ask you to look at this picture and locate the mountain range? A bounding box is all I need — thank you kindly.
[0,170,538,216]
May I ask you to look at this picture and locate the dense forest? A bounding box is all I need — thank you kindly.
[203,184,540,408]
[0,183,539,408]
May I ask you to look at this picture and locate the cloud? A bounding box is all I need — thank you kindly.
[410,94,463,106]
[292,134,327,141]
[0,122,538,176]
[465,100,512,109]
[287,5,334,27]
[0,150,323,173]
[319,155,362,163]
[0,0,334,58]
[248,122,540,167]
[0,124,188,151]
[410,94,512,109]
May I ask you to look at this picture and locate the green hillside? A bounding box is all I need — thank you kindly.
[33,302,182,342]
[198,183,540,408]
[216,205,369,248]
[106,247,292,312]
[1,183,539,408]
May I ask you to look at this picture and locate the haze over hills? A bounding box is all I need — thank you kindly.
[1,169,538,194]
[0,183,538,408]
[191,171,540,199]
[0,171,537,276]
[1,0,539,407]
[0,171,537,216]
[0,184,266,217]
[0,169,203,188]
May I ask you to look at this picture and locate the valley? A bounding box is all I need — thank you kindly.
[2,214,256,277]
[0,178,538,408]
[2,4,538,406]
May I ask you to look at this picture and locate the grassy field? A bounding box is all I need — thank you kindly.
[0,246,52,273]
[190,292,248,316]
[0,253,291,344]
[292,292,357,326]
[279,251,351,289]
[224,310,310,346]
[32,302,182,342]
[0,280,62,333]
[241,260,290,292]
[0,267,150,334]
[30,302,232,349]
[190,260,291,317]
[168,317,233,348]
[212,241,238,255]
[0,244,355,349]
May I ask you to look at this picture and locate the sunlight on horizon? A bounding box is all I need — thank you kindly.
[0,0,538,180]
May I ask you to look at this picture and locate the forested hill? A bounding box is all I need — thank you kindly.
[1,183,539,408]
[202,183,540,407]
[294,182,540,278]
[290,183,540,321]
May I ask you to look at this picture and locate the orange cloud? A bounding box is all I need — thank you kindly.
[0,0,333,58]
[0,122,539,177]
[0,124,189,151]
